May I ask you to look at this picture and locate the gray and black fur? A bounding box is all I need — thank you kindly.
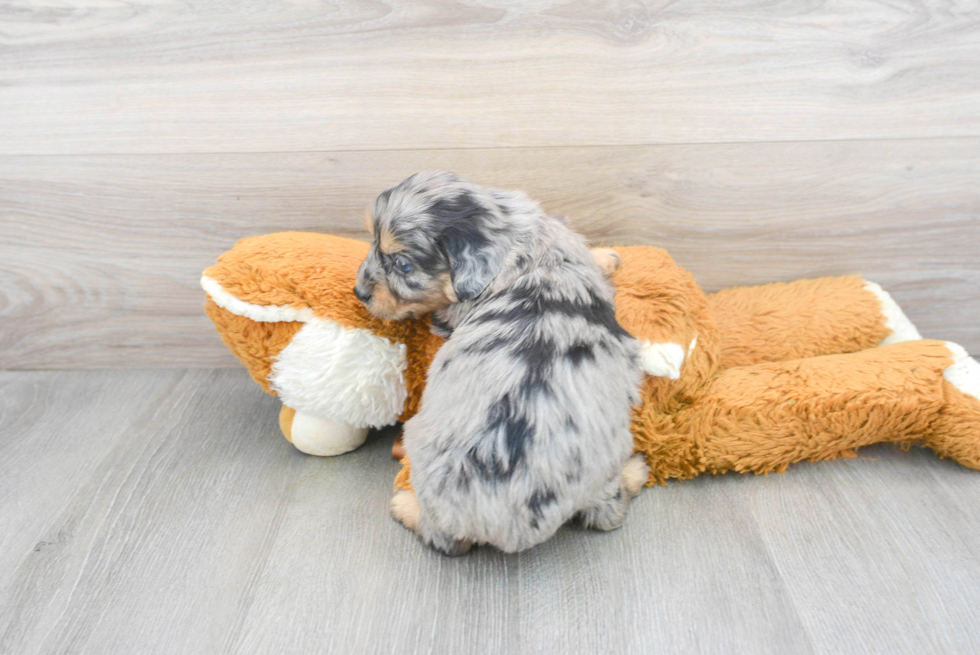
[355,172,646,555]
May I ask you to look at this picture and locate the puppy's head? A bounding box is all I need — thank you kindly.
[355,172,514,320]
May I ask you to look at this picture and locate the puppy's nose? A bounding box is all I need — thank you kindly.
[354,285,372,304]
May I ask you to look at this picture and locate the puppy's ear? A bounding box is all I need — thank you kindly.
[433,195,507,302]
[441,224,505,301]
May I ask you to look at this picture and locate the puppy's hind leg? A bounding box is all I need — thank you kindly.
[418,514,473,557]
[578,454,649,531]
[391,490,473,556]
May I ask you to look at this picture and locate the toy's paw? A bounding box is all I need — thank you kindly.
[279,405,369,456]
[590,248,621,277]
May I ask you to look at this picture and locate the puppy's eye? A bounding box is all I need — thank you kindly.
[394,256,413,274]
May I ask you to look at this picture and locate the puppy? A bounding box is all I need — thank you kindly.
[355,172,647,555]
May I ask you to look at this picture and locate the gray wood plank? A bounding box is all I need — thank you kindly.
[0,369,297,654]
[515,479,814,654]
[2,137,978,368]
[5,370,980,653]
[1,1,979,154]
[228,440,523,655]
[232,449,814,655]
[738,445,980,654]
[0,370,182,581]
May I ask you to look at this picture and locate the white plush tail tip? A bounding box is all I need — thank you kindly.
[864,281,922,345]
[944,342,980,401]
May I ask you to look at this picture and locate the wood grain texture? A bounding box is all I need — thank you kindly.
[738,450,980,652]
[2,138,978,368]
[1,0,979,154]
[4,369,980,653]
[0,369,298,654]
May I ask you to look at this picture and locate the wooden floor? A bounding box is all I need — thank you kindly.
[3,368,980,654]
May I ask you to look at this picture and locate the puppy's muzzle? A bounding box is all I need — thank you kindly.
[353,284,373,304]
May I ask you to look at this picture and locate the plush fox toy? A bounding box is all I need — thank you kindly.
[202,232,980,486]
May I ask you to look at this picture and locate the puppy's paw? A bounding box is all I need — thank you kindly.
[590,247,621,277]
[578,502,627,532]
[621,453,650,498]
[390,490,421,531]
[391,433,406,460]
[579,455,649,532]
[427,534,474,557]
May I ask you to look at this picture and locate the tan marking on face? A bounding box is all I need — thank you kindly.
[378,228,404,254]
[369,282,401,317]
[366,276,456,320]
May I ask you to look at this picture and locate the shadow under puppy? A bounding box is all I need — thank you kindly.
[355,172,647,555]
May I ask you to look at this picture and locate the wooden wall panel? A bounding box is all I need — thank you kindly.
[2,137,977,368]
[1,1,979,154]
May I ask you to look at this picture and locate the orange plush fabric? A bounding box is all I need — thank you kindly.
[708,275,889,369]
[931,382,980,470]
[203,232,980,487]
[205,300,303,393]
[634,339,952,481]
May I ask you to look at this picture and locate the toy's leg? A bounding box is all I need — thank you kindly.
[925,343,980,468]
[707,276,920,369]
[577,454,649,530]
[278,404,370,456]
[636,340,965,482]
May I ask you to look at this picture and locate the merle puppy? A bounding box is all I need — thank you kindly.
[354,172,647,555]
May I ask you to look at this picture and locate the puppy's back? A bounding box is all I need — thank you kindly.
[407,214,642,552]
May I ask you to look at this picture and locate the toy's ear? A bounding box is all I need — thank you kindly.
[436,198,509,302]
